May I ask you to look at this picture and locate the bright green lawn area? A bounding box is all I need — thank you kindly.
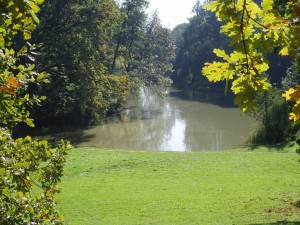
[59,144,300,225]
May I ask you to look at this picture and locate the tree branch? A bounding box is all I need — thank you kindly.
[241,0,250,74]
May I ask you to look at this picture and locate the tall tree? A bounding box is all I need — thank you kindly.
[130,12,176,86]
[31,0,130,126]
[112,2,175,88]
[172,3,230,88]
[111,0,149,72]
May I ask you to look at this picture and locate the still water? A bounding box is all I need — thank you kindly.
[74,87,257,152]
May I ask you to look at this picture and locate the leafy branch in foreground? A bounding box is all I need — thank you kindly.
[0,132,69,224]
[0,0,70,223]
[202,0,300,115]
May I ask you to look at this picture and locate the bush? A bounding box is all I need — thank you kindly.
[249,89,292,144]
[0,130,69,224]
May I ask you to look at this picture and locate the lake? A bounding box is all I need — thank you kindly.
[67,87,257,152]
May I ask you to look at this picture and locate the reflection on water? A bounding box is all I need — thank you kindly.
[74,87,257,152]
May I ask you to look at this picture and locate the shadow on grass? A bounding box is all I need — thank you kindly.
[246,141,297,153]
[41,130,96,147]
[250,222,300,225]
[14,125,95,147]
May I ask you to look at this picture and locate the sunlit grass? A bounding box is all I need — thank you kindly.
[59,147,300,225]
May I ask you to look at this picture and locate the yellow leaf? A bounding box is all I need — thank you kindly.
[204,2,219,11]
[202,61,230,82]
[263,13,276,26]
[279,46,289,56]
[213,49,230,61]
[262,0,273,12]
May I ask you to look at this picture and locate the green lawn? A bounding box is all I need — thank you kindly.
[59,144,300,225]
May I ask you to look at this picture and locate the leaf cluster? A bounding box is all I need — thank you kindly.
[0,130,70,224]
[202,0,300,113]
[0,0,43,47]
[0,47,48,130]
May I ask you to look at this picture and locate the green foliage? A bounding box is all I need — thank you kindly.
[249,89,291,144]
[202,0,300,113]
[111,0,149,73]
[0,130,69,224]
[0,0,70,223]
[172,23,188,50]
[173,4,230,88]
[30,0,129,125]
[129,12,175,87]
[98,74,131,115]
[112,1,175,88]
[0,0,42,48]
[0,0,48,130]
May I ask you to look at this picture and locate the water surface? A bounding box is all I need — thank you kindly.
[73,87,257,152]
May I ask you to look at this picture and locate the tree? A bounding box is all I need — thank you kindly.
[249,88,291,144]
[111,1,175,89]
[111,0,149,73]
[0,0,70,224]
[202,0,300,118]
[173,3,230,88]
[172,23,189,51]
[30,0,130,126]
[130,12,176,86]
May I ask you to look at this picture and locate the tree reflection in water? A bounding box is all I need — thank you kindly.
[76,87,257,152]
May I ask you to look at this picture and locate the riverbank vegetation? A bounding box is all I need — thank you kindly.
[60,146,300,225]
[26,0,175,127]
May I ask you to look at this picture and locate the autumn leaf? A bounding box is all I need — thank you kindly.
[0,77,21,95]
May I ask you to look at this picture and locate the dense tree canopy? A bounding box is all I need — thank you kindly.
[30,0,130,126]
[24,0,175,126]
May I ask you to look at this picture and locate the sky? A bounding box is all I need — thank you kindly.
[147,0,197,29]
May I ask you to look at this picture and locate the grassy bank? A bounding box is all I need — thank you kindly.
[59,145,300,225]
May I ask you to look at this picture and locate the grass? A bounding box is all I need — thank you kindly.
[59,145,300,225]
